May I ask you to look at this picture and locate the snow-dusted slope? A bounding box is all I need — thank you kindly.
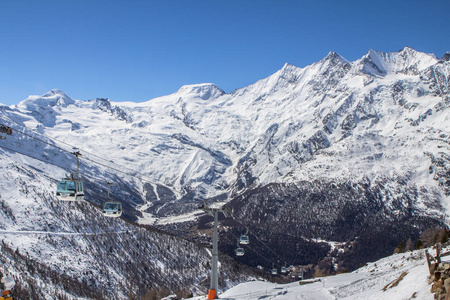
[193,248,434,300]
[0,152,254,299]
[0,47,449,286]
[2,47,448,220]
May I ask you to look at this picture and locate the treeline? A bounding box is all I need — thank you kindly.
[394,227,450,254]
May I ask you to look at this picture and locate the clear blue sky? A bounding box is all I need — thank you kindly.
[0,0,448,105]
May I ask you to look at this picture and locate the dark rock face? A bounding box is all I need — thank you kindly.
[93,98,133,123]
[442,52,450,62]
[93,97,112,111]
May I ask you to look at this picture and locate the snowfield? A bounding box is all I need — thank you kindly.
[192,249,434,300]
[1,46,449,299]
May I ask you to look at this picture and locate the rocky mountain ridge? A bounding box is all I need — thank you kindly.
[1,46,449,277]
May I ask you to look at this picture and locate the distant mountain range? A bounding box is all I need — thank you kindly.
[0,47,449,290]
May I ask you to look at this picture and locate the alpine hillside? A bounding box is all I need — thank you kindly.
[1,47,449,284]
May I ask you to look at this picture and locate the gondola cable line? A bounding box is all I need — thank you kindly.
[228,210,291,268]
[0,143,69,175]
[2,116,295,272]
[0,143,138,235]
[226,222,297,273]
[0,119,178,222]
[227,230,278,267]
[0,124,153,229]
[0,121,165,226]
[0,144,98,206]
[0,142,127,227]
[199,203,291,271]
[0,229,136,236]
[0,120,164,193]
[0,132,118,209]
[0,160,137,237]
[0,116,155,185]
[0,144,138,245]
[0,119,72,155]
[0,114,137,173]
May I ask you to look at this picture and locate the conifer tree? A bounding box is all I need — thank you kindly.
[416,239,424,249]
[405,238,414,251]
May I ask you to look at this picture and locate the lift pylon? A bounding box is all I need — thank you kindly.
[198,204,229,300]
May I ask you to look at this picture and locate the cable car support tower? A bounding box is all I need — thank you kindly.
[198,204,229,300]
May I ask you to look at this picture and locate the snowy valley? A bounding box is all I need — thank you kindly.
[0,46,449,299]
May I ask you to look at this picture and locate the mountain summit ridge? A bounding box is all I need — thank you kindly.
[0,46,449,292]
[3,47,448,207]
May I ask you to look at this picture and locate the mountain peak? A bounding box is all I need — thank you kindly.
[281,62,297,69]
[361,47,437,76]
[17,89,75,111]
[279,62,302,75]
[41,89,70,98]
[442,52,450,61]
[176,83,225,100]
[399,46,415,54]
[324,51,349,64]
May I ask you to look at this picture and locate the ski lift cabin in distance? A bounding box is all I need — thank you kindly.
[236,248,244,256]
[236,242,244,256]
[102,182,122,218]
[56,151,85,201]
[271,264,278,275]
[239,229,249,245]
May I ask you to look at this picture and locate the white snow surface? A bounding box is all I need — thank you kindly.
[0,48,449,216]
[0,46,449,299]
[191,249,434,300]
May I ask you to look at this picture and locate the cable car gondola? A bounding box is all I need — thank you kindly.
[281,266,287,274]
[239,235,249,245]
[235,241,244,256]
[56,151,84,201]
[271,263,278,275]
[103,201,122,218]
[56,179,84,201]
[239,229,249,245]
[102,182,122,218]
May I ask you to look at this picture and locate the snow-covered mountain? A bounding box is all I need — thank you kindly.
[3,47,448,217]
[0,152,255,299]
[1,47,449,291]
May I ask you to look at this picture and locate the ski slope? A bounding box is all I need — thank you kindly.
[191,249,434,300]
